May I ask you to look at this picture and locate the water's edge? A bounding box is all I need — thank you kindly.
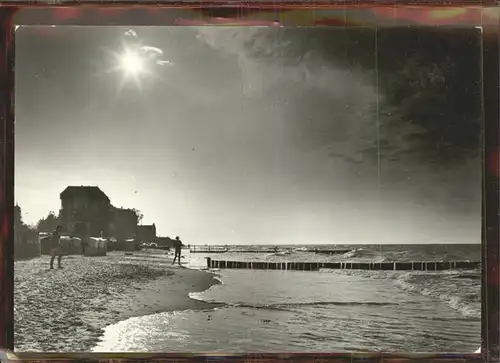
[89,265,224,351]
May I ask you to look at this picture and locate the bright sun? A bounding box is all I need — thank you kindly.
[119,50,144,75]
[103,43,160,94]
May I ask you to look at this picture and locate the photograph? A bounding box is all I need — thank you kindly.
[14,25,482,353]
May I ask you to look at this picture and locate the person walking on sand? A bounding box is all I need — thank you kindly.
[172,236,183,266]
[49,225,64,269]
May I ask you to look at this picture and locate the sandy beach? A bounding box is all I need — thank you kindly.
[14,251,220,352]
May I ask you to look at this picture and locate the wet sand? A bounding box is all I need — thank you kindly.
[14,251,220,352]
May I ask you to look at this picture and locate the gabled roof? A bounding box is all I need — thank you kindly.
[137,224,156,230]
[60,186,110,201]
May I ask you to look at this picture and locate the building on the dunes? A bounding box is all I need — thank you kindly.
[110,207,138,241]
[137,223,157,242]
[59,186,112,238]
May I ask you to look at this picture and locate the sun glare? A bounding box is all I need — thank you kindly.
[119,50,144,76]
[103,38,169,94]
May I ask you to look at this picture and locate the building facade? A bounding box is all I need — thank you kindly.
[110,207,138,240]
[59,186,112,238]
[137,224,157,242]
[156,236,176,249]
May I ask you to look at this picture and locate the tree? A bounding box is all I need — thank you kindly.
[14,205,38,259]
[132,208,143,225]
[36,211,60,233]
[14,205,22,228]
[14,204,34,235]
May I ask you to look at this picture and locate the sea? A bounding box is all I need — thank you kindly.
[92,244,481,353]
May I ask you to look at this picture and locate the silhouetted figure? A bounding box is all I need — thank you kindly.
[81,237,88,255]
[49,225,64,269]
[172,236,183,266]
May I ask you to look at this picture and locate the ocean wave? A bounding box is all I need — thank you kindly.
[394,272,480,319]
[268,251,292,257]
[338,248,387,262]
[341,250,357,259]
[236,301,399,309]
[212,275,224,285]
[188,276,224,302]
[315,268,480,320]
[188,244,478,265]
[449,272,481,280]
[293,247,310,252]
[186,298,399,312]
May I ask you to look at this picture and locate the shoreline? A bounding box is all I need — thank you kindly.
[85,264,224,351]
[14,251,222,352]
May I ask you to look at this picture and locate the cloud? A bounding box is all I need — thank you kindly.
[195,27,374,101]
[124,30,173,68]
[124,29,138,38]
[140,45,163,56]
[156,60,173,66]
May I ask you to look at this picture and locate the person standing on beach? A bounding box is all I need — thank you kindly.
[172,236,183,266]
[49,225,64,269]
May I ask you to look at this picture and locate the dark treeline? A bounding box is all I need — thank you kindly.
[14,205,39,260]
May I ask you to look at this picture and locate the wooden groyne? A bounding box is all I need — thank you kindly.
[190,248,229,253]
[205,258,480,271]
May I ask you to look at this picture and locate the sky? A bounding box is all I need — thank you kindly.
[14,26,482,245]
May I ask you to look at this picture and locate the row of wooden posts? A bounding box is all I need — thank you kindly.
[205,258,480,271]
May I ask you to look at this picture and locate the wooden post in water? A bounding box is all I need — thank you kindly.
[206,259,479,271]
